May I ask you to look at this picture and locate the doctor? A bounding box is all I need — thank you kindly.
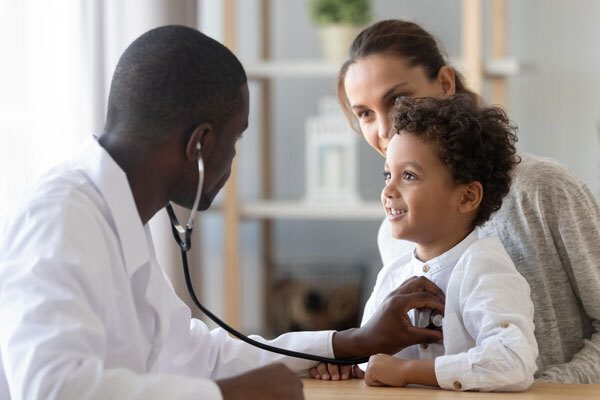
[0,26,445,399]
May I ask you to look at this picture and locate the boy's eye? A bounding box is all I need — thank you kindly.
[403,171,416,181]
[383,171,391,183]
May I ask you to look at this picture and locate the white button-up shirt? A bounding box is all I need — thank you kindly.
[361,230,538,391]
[0,137,334,399]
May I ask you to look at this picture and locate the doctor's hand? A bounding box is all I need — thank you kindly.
[332,276,445,359]
[216,363,304,400]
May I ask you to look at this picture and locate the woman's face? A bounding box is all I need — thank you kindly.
[344,54,455,156]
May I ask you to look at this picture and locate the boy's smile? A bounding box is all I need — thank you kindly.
[384,202,407,221]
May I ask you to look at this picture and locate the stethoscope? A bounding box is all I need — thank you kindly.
[165,142,368,366]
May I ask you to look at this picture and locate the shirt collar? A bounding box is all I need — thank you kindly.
[411,229,479,275]
[73,135,151,276]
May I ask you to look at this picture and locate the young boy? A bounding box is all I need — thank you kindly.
[311,95,538,391]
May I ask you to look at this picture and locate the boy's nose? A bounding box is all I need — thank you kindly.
[382,183,398,199]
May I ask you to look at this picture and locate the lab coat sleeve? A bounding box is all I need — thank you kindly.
[188,323,335,380]
[434,247,539,392]
[153,275,335,380]
[0,199,223,400]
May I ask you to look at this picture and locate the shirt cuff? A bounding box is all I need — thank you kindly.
[435,353,471,391]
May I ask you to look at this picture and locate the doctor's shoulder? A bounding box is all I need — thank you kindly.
[0,166,113,269]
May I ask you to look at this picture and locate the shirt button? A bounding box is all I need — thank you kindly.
[422,264,430,273]
[500,321,510,328]
[453,381,463,390]
[420,343,429,350]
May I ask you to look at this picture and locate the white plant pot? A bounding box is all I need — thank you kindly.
[318,24,362,62]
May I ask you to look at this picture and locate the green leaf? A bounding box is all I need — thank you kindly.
[308,0,371,26]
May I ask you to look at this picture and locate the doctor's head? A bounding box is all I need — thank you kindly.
[337,19,479,156]
[102,25,248,211]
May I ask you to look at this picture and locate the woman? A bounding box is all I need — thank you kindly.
[311,19,600,384]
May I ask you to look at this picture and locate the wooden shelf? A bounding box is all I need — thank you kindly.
[241,200,383,220]
[485,58,521,77]
[244,58,521,80]
[245,60,341,79]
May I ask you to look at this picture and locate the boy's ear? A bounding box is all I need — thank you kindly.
[458,181,483,214]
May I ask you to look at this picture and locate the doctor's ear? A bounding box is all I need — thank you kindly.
[185,123,212,162]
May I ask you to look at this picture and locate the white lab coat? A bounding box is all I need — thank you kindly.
[0,137,334,399]
[361,230,539,391]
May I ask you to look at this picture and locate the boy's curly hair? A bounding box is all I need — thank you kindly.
[392,95,519,227]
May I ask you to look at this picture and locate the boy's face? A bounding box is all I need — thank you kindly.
[381,133,467,249]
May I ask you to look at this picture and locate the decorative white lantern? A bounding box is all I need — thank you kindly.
[305,97,360,204]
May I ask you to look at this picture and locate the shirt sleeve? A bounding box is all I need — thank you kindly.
[434,246,539,392]
[536,178,600,384]
[0,200,224,400]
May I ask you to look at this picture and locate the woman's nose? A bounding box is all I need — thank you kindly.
[377,118,391,153]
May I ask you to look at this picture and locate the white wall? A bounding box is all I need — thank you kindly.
[507,0,600,196]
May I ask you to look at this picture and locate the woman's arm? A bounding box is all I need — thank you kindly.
[482,155,600,383]
[537,178,600,383]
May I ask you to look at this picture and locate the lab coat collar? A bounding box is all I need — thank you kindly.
[73,136,150,276]
[411,229,479,276]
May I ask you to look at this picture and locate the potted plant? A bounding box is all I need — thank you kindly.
[308,0,371,62]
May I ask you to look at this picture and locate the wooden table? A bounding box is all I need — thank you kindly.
[302,379,600,399]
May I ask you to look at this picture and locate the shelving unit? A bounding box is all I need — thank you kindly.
[241,201,383,220]
[220,0,513,330]
[245,58,520,80]
[245,60,341,78]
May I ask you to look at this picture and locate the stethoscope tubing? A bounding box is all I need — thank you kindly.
[166,203,368,366]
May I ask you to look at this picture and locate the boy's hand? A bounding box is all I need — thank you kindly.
[365,355,438,388]
[309,363,365,380]
[364,354,410,387]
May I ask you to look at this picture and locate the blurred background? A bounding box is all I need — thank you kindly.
[1,0,599,336]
